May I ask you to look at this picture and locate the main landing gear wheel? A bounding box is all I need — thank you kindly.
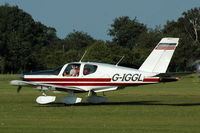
[60,91,82,105]
[87,91,107,104]
[36,92,56,104]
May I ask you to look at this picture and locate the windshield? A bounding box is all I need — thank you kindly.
[52,65,63,75]
[26,65,64,75]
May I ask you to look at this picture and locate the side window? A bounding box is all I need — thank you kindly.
[63,64,80,77]
[83,64,97,75]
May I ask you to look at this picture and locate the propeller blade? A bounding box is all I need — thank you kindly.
[17,86,22,93]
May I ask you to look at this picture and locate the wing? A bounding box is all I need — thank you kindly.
[10,80,86,92]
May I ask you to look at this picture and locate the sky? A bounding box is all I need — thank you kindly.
[0,0,200,40]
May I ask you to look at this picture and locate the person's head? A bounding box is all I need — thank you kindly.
[72,65,76,69]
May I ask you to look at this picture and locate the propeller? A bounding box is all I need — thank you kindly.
[17,86,22,93]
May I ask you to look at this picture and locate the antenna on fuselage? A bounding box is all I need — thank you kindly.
[116,56,124,66]
[79,50,87,62]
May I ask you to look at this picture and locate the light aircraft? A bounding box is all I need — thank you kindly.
[10,37,179,105]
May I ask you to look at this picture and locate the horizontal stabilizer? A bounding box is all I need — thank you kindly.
[159,77,179,82]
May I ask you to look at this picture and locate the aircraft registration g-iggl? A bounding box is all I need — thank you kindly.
[11,37,179,105]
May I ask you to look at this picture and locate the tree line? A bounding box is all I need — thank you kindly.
[0,4,200,73]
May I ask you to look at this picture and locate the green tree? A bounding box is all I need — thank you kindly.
[182,7,200,42]
[0,5,60,73]
[162,12,200,71]
[63,31,95,50]
[108,16,147,48]
[0,56,5,73]
[84,40,112,63]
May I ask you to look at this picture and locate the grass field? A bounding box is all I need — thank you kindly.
[0,74,200,133]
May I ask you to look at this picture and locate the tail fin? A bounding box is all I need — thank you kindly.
[139,37,179,73]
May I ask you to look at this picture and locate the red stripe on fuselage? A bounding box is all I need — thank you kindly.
[155,46,175,50]
[23,78,111,82]
[45,82,155,86]
[23,77,160,86]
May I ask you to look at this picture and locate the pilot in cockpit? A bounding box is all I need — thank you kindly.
[63,64,80,77]
[70,65,78,76]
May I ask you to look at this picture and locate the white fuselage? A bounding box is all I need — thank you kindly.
[22,62,159,92]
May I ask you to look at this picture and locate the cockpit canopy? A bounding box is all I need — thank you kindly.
[25,63,98,77]
[63,63,98,77]
[25,65,63,75]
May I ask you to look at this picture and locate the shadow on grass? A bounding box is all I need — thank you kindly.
[36,101,200,107]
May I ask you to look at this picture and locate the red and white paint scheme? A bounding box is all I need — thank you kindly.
[10,37,179,104]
